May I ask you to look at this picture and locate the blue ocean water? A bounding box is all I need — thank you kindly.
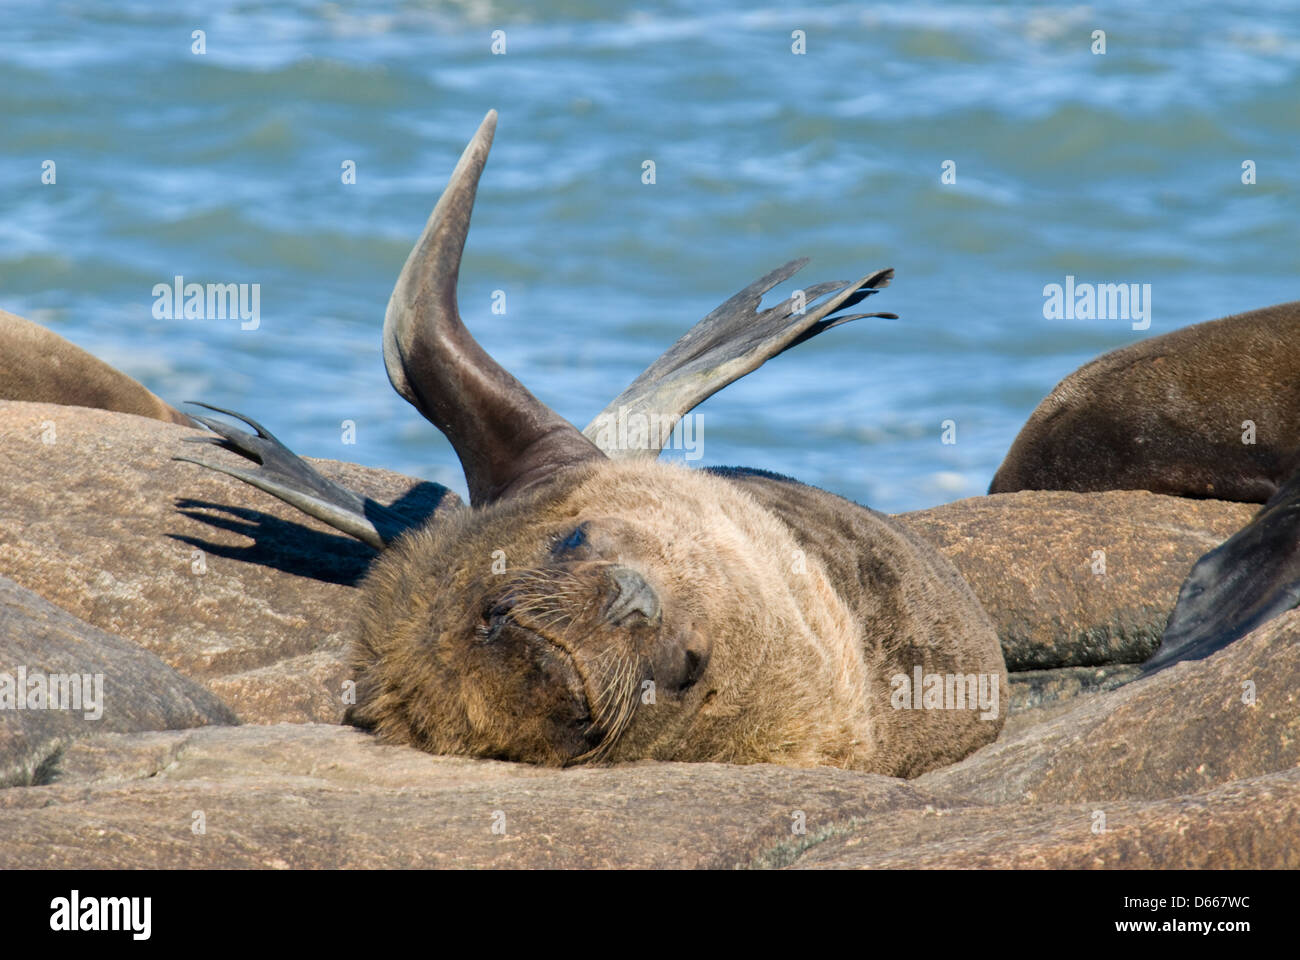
[2,1,1296,512]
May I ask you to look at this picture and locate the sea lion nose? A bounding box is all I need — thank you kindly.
[662,630,710,694]
[603,566,662,627]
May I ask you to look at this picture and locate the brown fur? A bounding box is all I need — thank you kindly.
[0,310,192,426]
[990,302,1300,501]
[350,459,1005,777]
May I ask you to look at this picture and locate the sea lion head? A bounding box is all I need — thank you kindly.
[350,457,855,766]
[350,468,706,764]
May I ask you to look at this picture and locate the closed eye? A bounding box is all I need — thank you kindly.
[550,523,590,557]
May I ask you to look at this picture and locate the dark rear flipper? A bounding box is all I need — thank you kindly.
[1145,469,1300,674]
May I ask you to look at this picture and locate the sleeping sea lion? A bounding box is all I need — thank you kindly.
[179,111,1006,775]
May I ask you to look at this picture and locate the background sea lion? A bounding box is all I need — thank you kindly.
[182,111,1007,775]
[990,302,1300,501]
[990,302,1300,672]
[0,309,193,426]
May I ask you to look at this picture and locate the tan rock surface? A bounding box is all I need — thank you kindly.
[0,400,459,723]
[4,720,1296,869]
[0,575,235,787]
[900,490,1254,669]
[784,767,1300,869]
[0,724,958,869]
[4,401,1297,869]
[921,609,1300,805]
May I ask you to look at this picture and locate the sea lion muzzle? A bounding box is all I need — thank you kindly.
[464,559,692,763]
[600,565,711,696]
[466,602,605,763]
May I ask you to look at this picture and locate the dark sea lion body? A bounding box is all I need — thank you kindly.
[990,301,1300,502]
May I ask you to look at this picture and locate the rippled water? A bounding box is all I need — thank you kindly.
[2,1,1296,511]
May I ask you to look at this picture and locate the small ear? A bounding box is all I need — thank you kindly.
[383,110,604,506]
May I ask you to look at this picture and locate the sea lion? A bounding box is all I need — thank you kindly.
[0,309,193,426]
[181,110,1006,775]
[989,302,1300,672]
[989,301,1300,501]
